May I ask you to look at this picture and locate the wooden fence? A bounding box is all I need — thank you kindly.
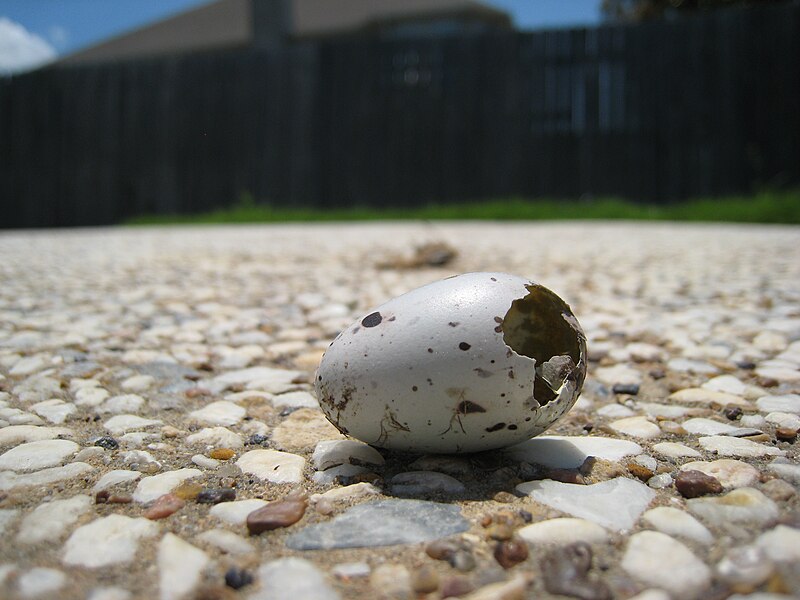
[1,3,798,227]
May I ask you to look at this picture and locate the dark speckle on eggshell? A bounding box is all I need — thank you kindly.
[458,342,471,351]
[362,312,383,328]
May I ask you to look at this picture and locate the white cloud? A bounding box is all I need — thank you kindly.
[0,17,57,75]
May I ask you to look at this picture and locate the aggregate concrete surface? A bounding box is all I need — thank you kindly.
[0,222,798,600]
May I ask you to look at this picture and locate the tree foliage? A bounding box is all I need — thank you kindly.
[601,0,789,21]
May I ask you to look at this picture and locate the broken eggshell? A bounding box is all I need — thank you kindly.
[315,272,586,453]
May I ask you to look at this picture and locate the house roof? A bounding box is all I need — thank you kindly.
[57,0,511,65]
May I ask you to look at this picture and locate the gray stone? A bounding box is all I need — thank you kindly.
[285,499,469,550]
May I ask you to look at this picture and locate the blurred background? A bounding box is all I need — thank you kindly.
[1,0,798,228]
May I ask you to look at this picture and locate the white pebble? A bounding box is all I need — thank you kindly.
[157,533,210,600]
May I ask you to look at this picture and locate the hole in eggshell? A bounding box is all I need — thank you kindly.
[501,284,586,407]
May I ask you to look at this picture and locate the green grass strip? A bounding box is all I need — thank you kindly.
[127,190,800,225]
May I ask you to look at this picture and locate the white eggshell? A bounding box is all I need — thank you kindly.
[315,272,586,453]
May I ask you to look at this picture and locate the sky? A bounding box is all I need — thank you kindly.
[0,0,602,74]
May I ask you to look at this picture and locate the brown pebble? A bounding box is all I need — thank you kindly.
[173,481,203,500]
[675,470,723,498]
[160,425,181,438]
[410,564,440,594]
[107,494,132,504]
[494,538,529,569]
[440,576,475,598]
[776,428,797,443]
[425,538,460,561]
[492,491,517,503]
[246,495,307,534]
[659,421,687,435]
[627,462,654,482]
[95,490,110,504]
[480,514,493,527]
[210,448,236,460]
[186,387,213,398]
[486,523,514,541]
[742,433,771,443]
[144,493,185,520]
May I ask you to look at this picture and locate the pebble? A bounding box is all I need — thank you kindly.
[756,394,800,414]
[716,545,774,588]
[460,573,533,600]
[440,576,475,598]
[608,416,661,439]
[30,399,76,424]
[133,468,202,503]
[517,477,655,531]
[87,587,133,600]
[767,458,800,484]
[251,557,340,600]
[698,435,786,458]
[210,447,236,460]
[410,564,439,594]
[651,442,702,459]
[0,439,79,471]
[104,414,162,435]
[121,374,155,392]
[0,425,73,445]
[687,488,779,527]
[389,471,466,496]
[191,454,219,469]
[647,473,673,489]
[189,400,246,426]
[157,533,210,600]
[236,449,306,484]
[681,417,743,436]
[197,487,236,504]
[100,394,145,414]
[635,402,692,419]
[755,525,800,563]
[225,567,255,590]
[17,494,92,544]
[641,507,713,545]
[210,499,268,525]
[311,482,380,505]
[144,494,185,520]
[406,455,472,477]
[674,470,723,498]
[540,542,610,600]
[370,564,412,600]
[186,427,244,449]
[0,462,94,491]
[331,562,372,580]
[679,459,760,489]
[760,477,795,501]
[493,538,529,569]
[504,435,642,468]
[17,567,67,598]
[669,388,747,406]
[196,528,255,555]
[596,403,635,418]
[312,439,385,470]
[246,495,307,534]
[286,499,469,550]
[517,517,609,546]
[271,390,319,408]
[63,515,159,568]
[94,435,120,450]
[621,531,711,598]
